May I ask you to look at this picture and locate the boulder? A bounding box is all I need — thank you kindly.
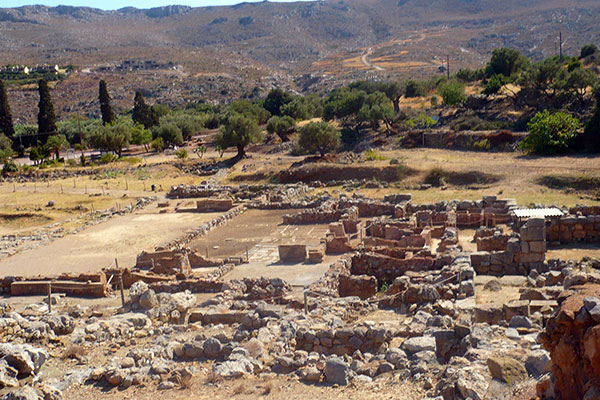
[0,359,18,388]
[213,358,254,378]
[139,289,158,310]
[0,344,49,376]
[203,337,223,359]
[325,357,351,385]
[487,356,527,384]
[299,366,322,383]
[525,349,551,377]
[1,386,40,400]
[402,336,436,354]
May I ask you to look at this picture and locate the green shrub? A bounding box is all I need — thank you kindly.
[99,153,118,164]
[424,167,445,186]
[2,160,18,174]
[439,81,466,106]
[364,149,386,161]
[405,80,427,98]
[151,137,165,152]
[406,114,437,129]
[471,138,491,151]
[519,110,580,155]
[430,96,439,106]
[66,158,78,167]
[175,148,189,160]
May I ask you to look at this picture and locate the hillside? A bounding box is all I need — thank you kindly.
[0,0,599,122]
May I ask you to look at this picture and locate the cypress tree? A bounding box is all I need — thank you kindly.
[99,80,115,125]
[0,80,14,140]
[38,79,57,137]
[132,91,151,129]
[132,91,159,129]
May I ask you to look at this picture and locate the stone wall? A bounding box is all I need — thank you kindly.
[476,234,511,252]
[351,253,435,282]
[546,215,600,244]
[136,249,192,275]
[196,198,234,212]
[294,324,394,356]
[5,272,109,297]
[338,274,377,299]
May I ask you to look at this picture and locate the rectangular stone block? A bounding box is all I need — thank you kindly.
[278,244,307,263]
[529,241,546,253]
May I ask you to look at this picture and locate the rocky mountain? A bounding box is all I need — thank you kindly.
[0,0,599,121]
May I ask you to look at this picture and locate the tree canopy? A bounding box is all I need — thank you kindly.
[37,79,57,137]
[99,80,115,125]
[216,113,263,158]
[298,121,340,157]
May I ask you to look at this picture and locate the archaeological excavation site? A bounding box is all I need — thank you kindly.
[1,174,600,400]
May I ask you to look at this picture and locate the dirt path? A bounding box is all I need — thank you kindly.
[0,208,223,277]
[360,48,385,71]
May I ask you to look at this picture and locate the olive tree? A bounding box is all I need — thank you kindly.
[298,121,340,157]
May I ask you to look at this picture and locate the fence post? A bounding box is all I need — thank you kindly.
[304,290,308,315]
[47,282,52,313]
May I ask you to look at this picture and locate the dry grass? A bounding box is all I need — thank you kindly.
[62,344,88,360]
[262,382,273,395]
[204,371,224,385]
[233,382,247,395]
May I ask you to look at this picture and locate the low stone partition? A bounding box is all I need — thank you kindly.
[150,278,225,294]
[4,272,110,297]
[283,200,343,225]
[351,252,435,282]
[546,215,600,244]
[383,193,412,204]
[415,210,451,227]
[308,257,352,297]
[338,274,377,299]
[136,249,192,275]
[476,233,511,252]
[470,218,547,276]
[168,183,309,202]
[294,323,394,356]
[363,235,428,249]
[338,198,395,217]
[196,198,234,212]
[11,281,108,297]
[569,205,600,216]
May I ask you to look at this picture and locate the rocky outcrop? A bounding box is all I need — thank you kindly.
[539,284,600,399]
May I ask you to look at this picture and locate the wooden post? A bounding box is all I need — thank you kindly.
[303,290,308,315]
[119,274,125,308]
[143,182,146,191]
[447,55,450,79]
[126,181,128,190]
[116,258,125,307]
[85,185,87,194]
[13,183,15,192]
[47,282,52,313]
[246,246,249,262]
[206,247,208,258]
[73,180,76,188]
[102,187,105,195]
[34,183,36,193]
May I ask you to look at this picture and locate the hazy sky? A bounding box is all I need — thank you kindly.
[2,0,313,9]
